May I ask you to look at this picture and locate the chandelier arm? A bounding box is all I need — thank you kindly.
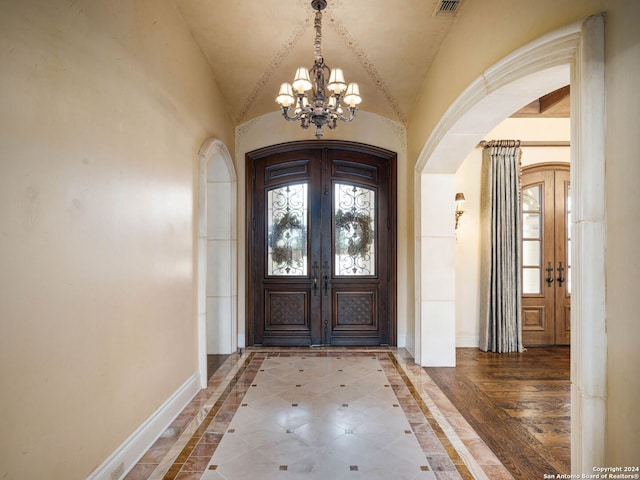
[337,107,358,123]
[280,106,303,121]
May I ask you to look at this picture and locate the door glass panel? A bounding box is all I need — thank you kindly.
[522,184,542,294]
[523,240,541,266]
[523,213,541,238]
[522,185,541,211]
[267,183,308,276]
[523,267,541,294]
[523,185,542,239]
[334,183,375,276]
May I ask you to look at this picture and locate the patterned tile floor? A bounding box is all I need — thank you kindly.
[125,348,514,480]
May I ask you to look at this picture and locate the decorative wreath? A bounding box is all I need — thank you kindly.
[269,212,307,266]
[335,209,373,259]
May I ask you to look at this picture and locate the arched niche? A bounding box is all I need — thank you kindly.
[196,138,238,387]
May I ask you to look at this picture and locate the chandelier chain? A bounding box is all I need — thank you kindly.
[314,10,322,62]
[275,0,361,138]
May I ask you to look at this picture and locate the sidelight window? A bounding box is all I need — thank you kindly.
[522,184,542,294]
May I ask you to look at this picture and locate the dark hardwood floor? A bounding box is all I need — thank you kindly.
[425,347,570,479]
[207,354,229,380]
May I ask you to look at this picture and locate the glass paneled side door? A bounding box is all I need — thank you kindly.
[247,142,396,347]
[521,163,571,346]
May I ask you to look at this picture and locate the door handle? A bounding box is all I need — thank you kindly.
[545,262,554,287]
[312,261,319,296]
[557,261,565,286]
[323,261,330,296]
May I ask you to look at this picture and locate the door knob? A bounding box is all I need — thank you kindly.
[323,261,330,295]
[557,261,565,286]
[545,262,554,286]
[312,261,319,296]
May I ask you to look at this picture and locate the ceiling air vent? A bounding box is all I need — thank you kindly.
[433,0,462,17]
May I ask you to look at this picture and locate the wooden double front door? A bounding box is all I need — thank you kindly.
[247,142,396,346]
[521,163,571,345]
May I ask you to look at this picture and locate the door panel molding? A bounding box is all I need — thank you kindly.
[523,306,546,331]
[265,159,311,181]
[334,291,377,329]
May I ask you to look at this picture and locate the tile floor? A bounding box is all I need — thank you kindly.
[125,348,514,480]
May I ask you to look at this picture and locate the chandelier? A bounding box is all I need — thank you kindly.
[275,0,361,139]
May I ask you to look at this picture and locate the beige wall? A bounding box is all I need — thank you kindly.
[601,1,640,464]
[409,0,640,465]
[407,0,603,162]
[0,0,233,478]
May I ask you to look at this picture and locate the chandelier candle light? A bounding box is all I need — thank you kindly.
[276,0,361,139]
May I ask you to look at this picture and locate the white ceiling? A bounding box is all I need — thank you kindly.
[175,0,458,125]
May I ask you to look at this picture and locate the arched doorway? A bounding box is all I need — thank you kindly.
[197,138,238,387]
[246,141,397,346]
[414,16,605,472]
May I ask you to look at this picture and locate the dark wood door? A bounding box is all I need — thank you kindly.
[247,141,396,346]
[521,163,571,346]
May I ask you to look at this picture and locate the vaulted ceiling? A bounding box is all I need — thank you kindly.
[175,0,460,126]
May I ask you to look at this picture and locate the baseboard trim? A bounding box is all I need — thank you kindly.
[86,372,201,480]
[456,335,479,348]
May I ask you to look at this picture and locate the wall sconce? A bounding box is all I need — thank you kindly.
[455,192,465,230]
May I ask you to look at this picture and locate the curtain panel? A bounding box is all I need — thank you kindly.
[479,142,524,353]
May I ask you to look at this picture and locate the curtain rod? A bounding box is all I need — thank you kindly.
[478,140,570,148]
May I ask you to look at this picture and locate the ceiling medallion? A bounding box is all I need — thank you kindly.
[275,0,361,139]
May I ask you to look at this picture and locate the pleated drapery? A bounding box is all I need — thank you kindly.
[479,141,524,353]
